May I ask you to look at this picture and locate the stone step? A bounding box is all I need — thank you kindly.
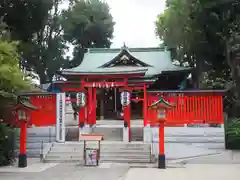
[51,144,150,149]
[46,153,151,159]
[44,141,153,164]
[50,148,150,152]
[50,149,150,155]
[43,158,152,163]
[52,144,150,150]
[66,127,123,141]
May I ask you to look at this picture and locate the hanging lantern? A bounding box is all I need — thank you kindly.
[76,93,81,106]
[120,91,130,106]
[76,92,86,107]
[92,82,96,87]
[111,82,114,87]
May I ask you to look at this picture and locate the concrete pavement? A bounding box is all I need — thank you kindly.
[1,151,240,180]
[124,164,240,180]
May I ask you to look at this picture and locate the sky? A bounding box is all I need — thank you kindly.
[105,0,166,48]
[61,0,166,53]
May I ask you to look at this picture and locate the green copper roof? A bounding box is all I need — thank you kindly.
[18,96,39,110]
[61,66,148,75]
[61,46,192,76]
[149,97,175,109]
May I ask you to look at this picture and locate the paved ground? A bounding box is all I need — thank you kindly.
[125,164,240,180]
[0,162,129,180]
[1,151,240,180]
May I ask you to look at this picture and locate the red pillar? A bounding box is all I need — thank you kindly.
[158,121,166,169]
[143,84,147,126]
[79,105,85,128]
[19,121,27,167]
[93,88,97,124]
[127,104,131,141]
[123,104,131,141]
[88,88,93,125]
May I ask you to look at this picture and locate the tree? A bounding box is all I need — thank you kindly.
[0,0,69,83]
[1,0,115,83]
[0,0,53,42]
[155,0,240,117]
[62,0,115,67]
[155,0,239,86]
[20,0,69,83]
[0,39,30,166]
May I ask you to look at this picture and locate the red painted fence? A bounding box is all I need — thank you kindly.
[7,90,224,127]
[148,91,224,125]
[29,94,56,126]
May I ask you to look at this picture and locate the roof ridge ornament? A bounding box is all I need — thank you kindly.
[121,42,128,50]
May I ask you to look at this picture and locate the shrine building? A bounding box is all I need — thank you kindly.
[53,45,193,120]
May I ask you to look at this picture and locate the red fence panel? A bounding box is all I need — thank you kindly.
[148,91,224,125]
[30,94,56,126]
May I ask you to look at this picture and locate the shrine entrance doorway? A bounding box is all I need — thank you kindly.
[61,73,151,142]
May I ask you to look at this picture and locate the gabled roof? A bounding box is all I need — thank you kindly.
[99,48,152,68]
[60,46,192,76]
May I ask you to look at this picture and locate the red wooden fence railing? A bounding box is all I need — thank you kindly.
[148,91,225,125]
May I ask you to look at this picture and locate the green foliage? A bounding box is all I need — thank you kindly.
[227,118,240,141]
[0,39,30,166]
[155,0,240,118]
[1,0,115,83]
[155,0,240,89]
[0,0,53,41]
[0,123,16,166]
[225,117,240,149]
[62,0,115,67]
[18,0,69,83]
[0,41,30,92]
[62,0,114,48]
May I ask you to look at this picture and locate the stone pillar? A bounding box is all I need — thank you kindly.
[56,93,66,143]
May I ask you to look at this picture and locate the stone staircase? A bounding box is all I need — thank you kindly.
[131,127,143,141]
[92,127,123,141]
[15,127,56,157]
[44,141,154,164]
